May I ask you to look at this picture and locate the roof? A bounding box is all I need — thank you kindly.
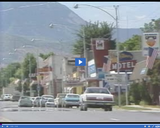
[130,60,148,80]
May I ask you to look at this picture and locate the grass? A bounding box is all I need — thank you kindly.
[113,106,151,110]
[142,105,160,108]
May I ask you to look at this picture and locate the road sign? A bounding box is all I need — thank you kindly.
[29,73,37,78]
[105,74,116,82]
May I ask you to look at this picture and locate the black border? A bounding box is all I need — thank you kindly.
[1,0,160,124]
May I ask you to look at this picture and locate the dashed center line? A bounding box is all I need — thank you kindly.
[110,118,120,121]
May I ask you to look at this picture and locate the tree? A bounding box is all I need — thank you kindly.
[119,35,141,51]
[39,52,54,60]
[22,53,37,79]
[140,18,160,32]
[73,21,116,55]
[0,62,21,87]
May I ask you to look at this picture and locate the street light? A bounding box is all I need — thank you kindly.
[73,4,121,107]
[23,43,40,97]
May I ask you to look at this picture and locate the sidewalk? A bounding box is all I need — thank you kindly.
[125,105,160,111]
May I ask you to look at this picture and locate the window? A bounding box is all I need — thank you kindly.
[67,95,79,98]
[85,88,110,94]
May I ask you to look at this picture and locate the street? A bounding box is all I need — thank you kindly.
[0,101,160,122]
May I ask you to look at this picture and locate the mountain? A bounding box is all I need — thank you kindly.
[0,2,86,41]
[112,28,143,43]
[0,2,143,65]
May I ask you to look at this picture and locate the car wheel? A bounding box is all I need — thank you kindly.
[109,106,112,111]
[80,104,83,111]
[81,101,88,111]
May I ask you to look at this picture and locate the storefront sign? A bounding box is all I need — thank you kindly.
[111,60,137,71]
[96,39,105,50]
[142,33,160,57]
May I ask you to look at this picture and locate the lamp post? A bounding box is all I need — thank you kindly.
[14,48,29,96]
[49,23,87,94]
[73,4,120,107]
[49,23,87,77]
[23,43,40,97]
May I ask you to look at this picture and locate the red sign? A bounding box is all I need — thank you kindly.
[91,38,111,68]
[111,60,137,71]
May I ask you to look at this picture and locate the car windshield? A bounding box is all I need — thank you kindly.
[21,97,30,100]
[36,97,41,100]
[48,99,54,102]
[57,94,66,98]
[42,96,53,99]
[85,88,110,94]
[67,95,79,98]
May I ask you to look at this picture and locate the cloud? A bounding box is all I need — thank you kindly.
[135,15,146,20]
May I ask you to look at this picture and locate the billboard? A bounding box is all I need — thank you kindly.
[110,51,137,72]
[88,59,96,78]
[142,33,160,57]
[91,38,111,69]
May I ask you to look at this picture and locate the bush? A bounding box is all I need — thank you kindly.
[139,100,149,106]
[114,94,127,106]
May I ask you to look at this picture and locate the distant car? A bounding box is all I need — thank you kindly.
[45,98,55,107]
[11,95,21,102]
[40,95,54,107]
[1,94,12,101]
[64,94,80,108]
[30,97,36,105]
[54,93,66,107]
[79,87,114,111]
[33,97,41,107]
[18,96,33,107]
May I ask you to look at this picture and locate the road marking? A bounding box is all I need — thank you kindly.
[110,118,119,121]
[0,117,13,122]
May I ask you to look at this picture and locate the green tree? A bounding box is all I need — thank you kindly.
[22,53,37,79]
[119,35,141,51]
[39,52,54,60]
[140,18,160,32]
[73,21,116,55]
[0,62,21,87]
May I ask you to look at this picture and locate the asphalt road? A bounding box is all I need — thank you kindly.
[0,101,160,122]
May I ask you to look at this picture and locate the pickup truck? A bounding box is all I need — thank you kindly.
[79,87,114,111]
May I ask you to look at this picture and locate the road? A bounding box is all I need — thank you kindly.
[0,101,160,122]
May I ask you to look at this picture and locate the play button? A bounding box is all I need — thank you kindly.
[75,58,86,66]
[79,60,82,64]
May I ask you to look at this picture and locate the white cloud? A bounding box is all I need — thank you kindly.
[135,15,146,20]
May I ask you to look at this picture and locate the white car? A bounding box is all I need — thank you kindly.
[45,98,55,107]
[79,87,114,111]
[1,94,12,101]
[40,95,54,107]
[18,96,33,107]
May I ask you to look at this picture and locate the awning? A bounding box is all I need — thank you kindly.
[80,77,102,82]
[130,60,148,80]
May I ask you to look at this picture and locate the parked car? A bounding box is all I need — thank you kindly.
[45,98,55,107]
[18,96,33,107]
[79,87,114,111]
[11,95,21,102]
[33,96,41,107]
[40,95,54,107]
[1,94,12,101]
[64,94,80,108]
[30,97,36,105]
[54,93,66,107]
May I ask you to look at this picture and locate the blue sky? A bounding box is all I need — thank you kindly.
[60,2,160,28]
